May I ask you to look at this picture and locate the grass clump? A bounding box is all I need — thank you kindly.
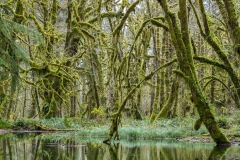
[38,118,67,130]
[117,117,209,140]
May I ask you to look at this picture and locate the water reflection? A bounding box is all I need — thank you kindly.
[0,132,239,160]
[208,146,230,160]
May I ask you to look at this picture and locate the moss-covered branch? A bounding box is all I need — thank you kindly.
[200,76,229,91]
[193,56,228,71]
[150,19,169,31]
[88,11,123,23]
[113,0,141,36]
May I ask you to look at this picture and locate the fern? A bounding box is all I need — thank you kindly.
[0,17,43,91]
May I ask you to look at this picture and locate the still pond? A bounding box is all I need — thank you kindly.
[0,132,240,160]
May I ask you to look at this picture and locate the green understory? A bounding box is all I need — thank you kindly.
[1,114,240,142]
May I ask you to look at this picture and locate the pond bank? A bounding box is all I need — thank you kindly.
[1,115,240,146]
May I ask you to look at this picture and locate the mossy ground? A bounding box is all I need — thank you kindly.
[1,111,240,142]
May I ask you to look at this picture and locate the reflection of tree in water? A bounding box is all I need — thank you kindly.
[66,140,76,159]
[85,142,104,160]
[6,138,12,160]
[33,137,41,160]
[160,147,174,160]
[41,139,60,159]
[106,143,141,160]
[159,144,230,160]
[2,138,7,160]
[107,143,119,160]
[101,141,230,160]
[208,146,230,160]
[150,145,158,160]
[125,146,141,160]
[33,138,80,160]
[107,142,152,160]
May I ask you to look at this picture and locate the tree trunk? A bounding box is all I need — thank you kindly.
[157,0,230,145]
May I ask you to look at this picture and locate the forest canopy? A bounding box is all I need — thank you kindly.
[0,0,240,145]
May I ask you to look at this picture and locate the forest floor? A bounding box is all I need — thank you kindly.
[0,114,240,145]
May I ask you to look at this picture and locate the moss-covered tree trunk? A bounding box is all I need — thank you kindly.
[41,0,60,118]
[157,0,230,145]
[190,0,240,108]
[160,30,169,109]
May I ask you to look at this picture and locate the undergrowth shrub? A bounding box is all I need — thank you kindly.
[217,118,230,129]
[12,119,36,130]
[0,119,12,129]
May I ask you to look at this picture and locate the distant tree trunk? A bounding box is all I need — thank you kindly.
[0,79,7,117]
[154,76,179,120]
[146,1,157,116]
[70,83,77,117]
[133,90,142,120]
[90,51,100,109]
[149,73,160,123]
[172,86,179,117]
[149,91,155,115]
[22,87,27,117]
[160,30,167,109]
[28,34,40,118]
[210,67,215,104]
